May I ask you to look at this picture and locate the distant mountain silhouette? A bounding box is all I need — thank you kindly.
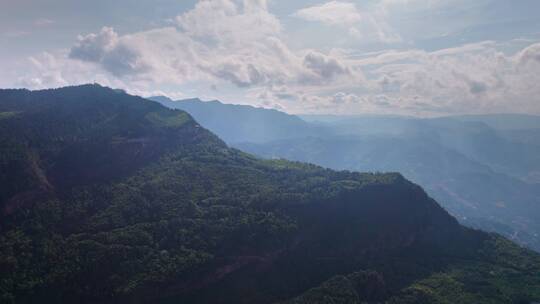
[149,96,326,143]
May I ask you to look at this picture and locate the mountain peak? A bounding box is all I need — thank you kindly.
[0,85,223,214]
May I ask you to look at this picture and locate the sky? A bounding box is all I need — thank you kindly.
[1,0,540,116]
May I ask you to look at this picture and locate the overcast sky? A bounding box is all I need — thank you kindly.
[1,0,540,115]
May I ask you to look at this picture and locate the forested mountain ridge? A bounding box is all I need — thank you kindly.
[238,134,540,252]
[0,85,539,303]
[149,95,540,252]
[0,85,221,216]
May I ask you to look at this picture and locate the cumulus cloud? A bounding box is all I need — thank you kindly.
[13,51,112,90]
[69,27,149,76]
[354,42,540,114]
[65,0,362,92]
[517,43,540,65]
[301,51,350,84]
[248,41,540,115]
[70,27,118,62]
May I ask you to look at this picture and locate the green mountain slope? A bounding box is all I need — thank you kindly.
[237,135,540,252]
[0,85,539,304]
[282,238,540,304]
[151,97,540,252]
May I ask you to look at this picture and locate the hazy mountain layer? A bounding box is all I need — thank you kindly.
[149,96,326,143]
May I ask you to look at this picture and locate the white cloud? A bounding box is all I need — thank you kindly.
[70,27,118,62]
[301,51,351,84]
[294,1,361,26]
[356,42,540,115]
[69,27,150,77]
[247,41,540,115]
[517,43,540,65]
[63,0,363,93]
[16,50,126,89]
[3,0,540,116]
[293,1,401,43]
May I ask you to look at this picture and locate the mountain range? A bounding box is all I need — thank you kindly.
[0,86,539,303]
[150,96,540,252]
